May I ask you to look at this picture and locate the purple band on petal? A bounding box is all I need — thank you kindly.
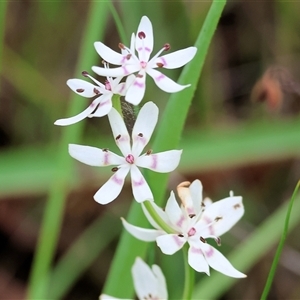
[134,81,145,88]
[133,177,145,186]
[205,246,214,258]
[150,154,157,169]
[104,152,110,165]
[176,215,185,228]
[160,56,167,66]
[190,247,202,254]
[203,216,215,235]
[122,66,130,75]
[137,47,151,53]
[155,73,165,82]
[113,173,123,185]
[173,235,184,247]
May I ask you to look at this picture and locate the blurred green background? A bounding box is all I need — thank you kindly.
[0,1,300,299]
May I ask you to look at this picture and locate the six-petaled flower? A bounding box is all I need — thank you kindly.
[69,101,182,204]
[92,16,197,105]
[122,180,246,278]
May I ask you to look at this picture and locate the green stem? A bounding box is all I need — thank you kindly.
[143,200,174,233]
[182,244,195,300]
[27,3,109,299]
[260,180,300,300]
[0,0,7,76]
[112,94,123,116]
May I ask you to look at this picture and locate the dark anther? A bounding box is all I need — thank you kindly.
[93,88,100,95]
[76,88,84,93]
[138,31,146,39]
[118,43,125,50]
[116,134,121,140]
[82,71,89,77]
[126,54,132,60]
[215,216,222,222]
[164,43,170,51]
[146,149,152,155]
[189,214,196,219]
[234,204,241,209]
[102,148,109,152]
[216,237,221,246]
[156,62,164,68]
[138,133,143,137]
[200,236,206,243]
[178,234,184,237]
[111,167,119,172]
[137,73,144,78]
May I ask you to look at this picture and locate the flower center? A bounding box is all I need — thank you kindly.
[187,227,196,237]
[140,61,147,69]
[125,154,135,164]
[105,80,111,91]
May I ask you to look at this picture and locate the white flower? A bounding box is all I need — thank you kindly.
[100,257,168,300]
[122,180,246,278]
[92,16,197,105]
[55,69,133,126]
[69,101,182,204]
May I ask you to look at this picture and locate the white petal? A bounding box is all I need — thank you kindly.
[92,65,140,77]
[135,16,153,62]
[89,94,112,117]
[122,218,162,242]
[156,234,185,255]
[132,258,159,300]
[67,79,99,97]
[125,71,146,105]
[165,191,185,231]
[188,245,210,274]
[201,243,246,278]
[136,150,182,173]
[54,99,99,126]
[153,47,197,69]
[94,167,129,204]
[197,196,244,237]
[147,68,190,93]
[94,41,125,65]
[69,144,124,166]
[131,101,158,156]
[130,165,153,202]
[108,108,131,156]
[151,265,168,300]
[99,294,122,300]
[189,180,203,216]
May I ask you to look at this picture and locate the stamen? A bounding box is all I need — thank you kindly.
[118,43,125,50]
[215,216,222,222]
[111,167,118,172]
[146,149,152,155]
[200,236,206,243]
[76,88,84,93]
[126,54,132,60]
[137,73,144,78]
[234,204,241,209]
[82,71,89,77]
[215,237,221,246]
[138,31,146,39]
[164,43,170,51]
[156,62,164,68]
[188,227,196,237]
[93,88,100,95]
[138,133,143,137]
[189,214,196,218]
[178,234,184,237]
[116,134,121,140]
[102,148,109,152]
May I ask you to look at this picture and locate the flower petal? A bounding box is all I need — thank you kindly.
[99,294,121,300]
[135,16,153,62]
[125,70,147,105]
[196,196,244,237]
[54,99,99,126]
[151,265,168,300]
[108,108,131,156]
[153,47,197,69]
[147,68,190,93]
[89,94,112,117]
[92,65,140,77]
[136,150,182,173]
[67,79,99,97]
[94,41,126,65]
[187,245,210,274]
[132,258,159,300]
[122,218,162,242]
[131,101,158,156]
[69,144,124,166]
[177,180,203,217]
[201,243,246,278]
[156,234,185,255]
[130,165,153,202]
[94,167,129,204]
[165,191,186,231]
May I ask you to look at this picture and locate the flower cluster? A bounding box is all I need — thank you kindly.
[56,15,246,299]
